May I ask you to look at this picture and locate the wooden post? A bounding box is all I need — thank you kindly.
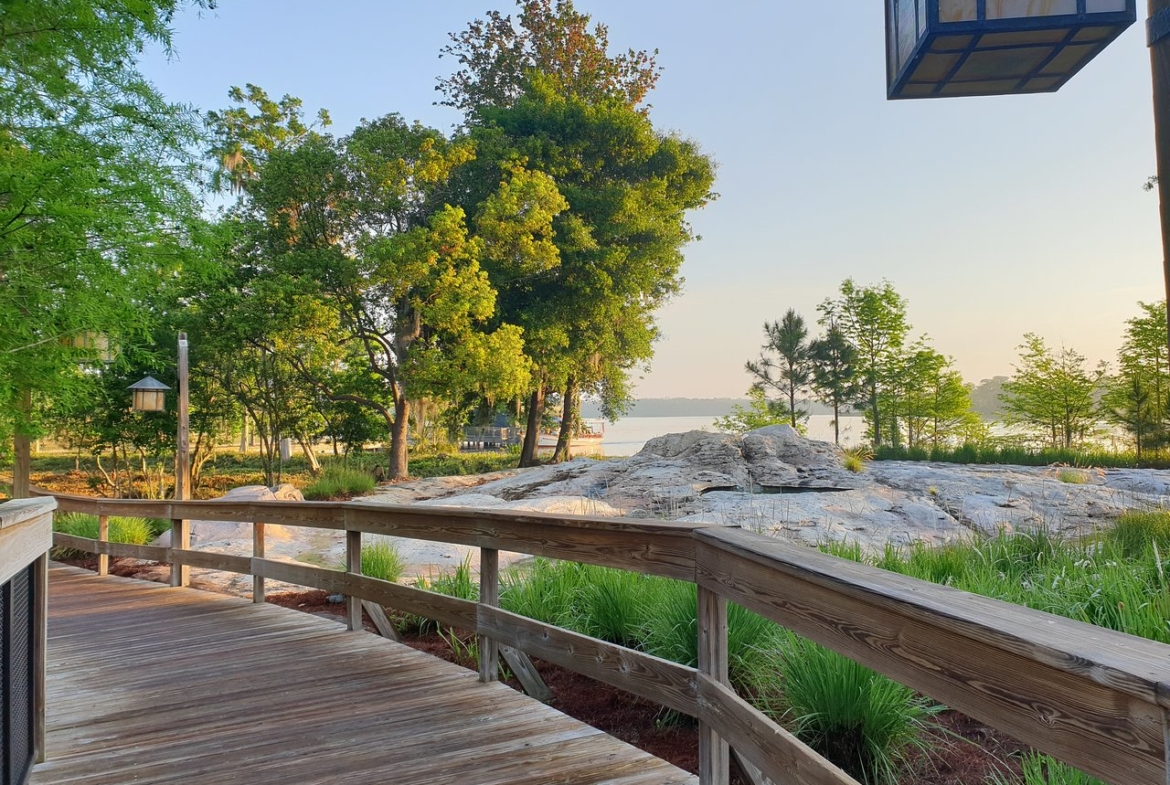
[97,514,109,576]
[346,530,362,632]
[1163,708,1170,785]
[253,522,265,603]
[1151,0,1170,358]
[698,585,730,785]
[171,333,190,588]
[478,547,500,683]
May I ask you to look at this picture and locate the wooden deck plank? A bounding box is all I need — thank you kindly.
[32,565,697,785]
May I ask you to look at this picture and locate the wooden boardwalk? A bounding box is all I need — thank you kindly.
[31,565,697,785]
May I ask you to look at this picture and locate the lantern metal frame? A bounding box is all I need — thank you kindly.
[887,0,1137,99]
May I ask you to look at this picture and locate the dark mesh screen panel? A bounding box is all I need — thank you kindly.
[1,564,36,785]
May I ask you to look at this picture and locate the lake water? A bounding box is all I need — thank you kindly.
[598,414,865,456]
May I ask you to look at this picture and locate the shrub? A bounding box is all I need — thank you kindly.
[52,513,156,557]
[760,630,938,785]
[302,464,376,500]
[987,752,1105,785]
[1056,469,1089,485]
[361,541,406,583]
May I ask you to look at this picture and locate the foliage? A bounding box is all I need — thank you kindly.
[713,388,789,435]
[0,0,209,483]
[872,442,1170,469]
[404,556,479,636]
[208,90,541,481]
[1100,301,1170,457]
[842,444,872,474]
[819,280,911,449]
[408,451,520,478]
[1056,469,1089,485]
[752,630,939,785]
[437,0,661,117]
[301,464,377,500]
[1000,334,1106,450]
[360,541,407,584]
[454,36,716,465]
[987,752,1105,785]
[745,310,812,429]
[640,579,780,690]
[894,342,985,449]
[1107,510,1170,559]
[809,320,862,445]
[52,513,156,557]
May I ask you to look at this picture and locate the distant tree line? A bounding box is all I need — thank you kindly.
[726,280,1170,459]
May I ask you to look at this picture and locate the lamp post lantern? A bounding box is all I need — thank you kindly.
[127,333,190,587]
[127,376,170,413]
[886,0,1137,99]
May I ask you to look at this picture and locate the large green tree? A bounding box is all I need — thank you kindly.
[1101,301,1170,456]
[745,310,812,429]
[1,0,208,495]
[896,343,983,449]
[808,320,861,445]
[211,91,544,479]
[818,280,910,448]
[441,1,714,465]
[1000,334,1106,449]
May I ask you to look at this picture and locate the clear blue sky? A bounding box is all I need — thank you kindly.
[140,1,1162,398]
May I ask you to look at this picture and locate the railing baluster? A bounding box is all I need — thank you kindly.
[346,530,361,631]
[698,584,730,785]
[478,547,499,683]
[170,514,189,588]
[253,522,265,604]
[97,514,108,576]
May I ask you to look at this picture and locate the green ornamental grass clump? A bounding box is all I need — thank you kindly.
[302,464,376,500]
[52,512,156,557]
[987,752,1105,785]
[758,631,939,785]
[360,541,406,583]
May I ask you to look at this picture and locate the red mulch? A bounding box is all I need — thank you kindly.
[68,561,1028,783]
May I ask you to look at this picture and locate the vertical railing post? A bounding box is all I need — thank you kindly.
[33,550,48,764]
[698,585,730,785]
[478,547,499,683]
[346,530,361,631]
[97,514,109,576]
[253,521,266,604]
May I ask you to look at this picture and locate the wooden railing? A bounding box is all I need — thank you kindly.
[0,498,55,784]
[38,489,1170,785]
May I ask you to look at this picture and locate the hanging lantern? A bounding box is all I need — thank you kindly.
[886,0,1136,99]
[128,377,170,412]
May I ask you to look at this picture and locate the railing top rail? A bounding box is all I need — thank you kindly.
[1,497,56,529]
[696,526,1170,707]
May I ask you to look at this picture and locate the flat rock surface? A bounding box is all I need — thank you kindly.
[152,426,1170,597]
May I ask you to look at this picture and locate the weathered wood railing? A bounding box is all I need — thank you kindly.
[38,490,1170,785]
[0,498,55,785]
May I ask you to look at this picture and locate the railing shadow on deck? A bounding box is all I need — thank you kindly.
[26,488,1170,785]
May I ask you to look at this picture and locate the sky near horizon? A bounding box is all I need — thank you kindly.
[139,1,1163,399]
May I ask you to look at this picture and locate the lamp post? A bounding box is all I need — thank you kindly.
[128,332,190,587]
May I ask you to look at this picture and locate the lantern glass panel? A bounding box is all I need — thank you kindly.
[939,0,977,22]
[985,0,1076,18]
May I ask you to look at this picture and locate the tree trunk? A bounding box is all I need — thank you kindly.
[552,376,578,464]
[12,388,31,498]
[389,394,410,481]
[298,437,321,474]
[831,400,841,445]
[789,387,797,429]
[870,379,881,448]
[519,388,545,468]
